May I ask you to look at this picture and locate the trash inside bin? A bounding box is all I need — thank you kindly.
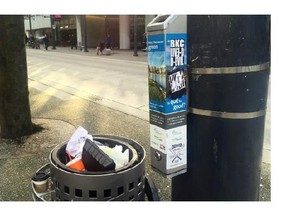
[81,139,116,172]
[32,135,152,201]
[63,126,133,172]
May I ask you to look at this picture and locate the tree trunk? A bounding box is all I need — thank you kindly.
[0,15,33,138]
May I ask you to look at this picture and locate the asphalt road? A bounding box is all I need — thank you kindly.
[27,48,150,120]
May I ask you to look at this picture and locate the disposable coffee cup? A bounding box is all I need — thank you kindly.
[32,171,49,193]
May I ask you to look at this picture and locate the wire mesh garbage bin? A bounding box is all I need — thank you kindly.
[32,135,159,201]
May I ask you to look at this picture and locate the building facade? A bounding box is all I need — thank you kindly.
[24,15,52,38]
[24,15,155,49]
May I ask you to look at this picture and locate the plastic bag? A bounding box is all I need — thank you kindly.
[66,155,85,171]
[99,145,129,169]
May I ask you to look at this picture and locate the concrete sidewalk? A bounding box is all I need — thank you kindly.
[0,46,270,202]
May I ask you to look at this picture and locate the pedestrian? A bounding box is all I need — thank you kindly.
[104,34,112,49]
[96,40,104,55]
[25,34,28,44]
[142,32,147,51]
[27,34,35,48]
[29,34,35,43]
[70,34,77,50]
[43,34,49,50]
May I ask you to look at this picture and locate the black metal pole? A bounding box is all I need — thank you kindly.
[28,15,32,36]
[133,15,138,56]
[172,15,270,201]
[84,15,88,52]
[51,15,56,49]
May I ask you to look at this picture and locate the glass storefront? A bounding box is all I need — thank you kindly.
[130,15,146,49]
[55,15,77,47]
[25,15,146,49]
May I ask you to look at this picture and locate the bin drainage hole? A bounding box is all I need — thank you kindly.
[138,189,142,195]
[118,186,124,196]
[89,190,97,198]
[129,182,134,191]
[104,189,111,198]
[75,188,83,197]
[56,181,60,189]
[138,177,142,185]
[64,186,70,194]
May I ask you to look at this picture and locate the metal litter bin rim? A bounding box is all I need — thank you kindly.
[50,134,144,176]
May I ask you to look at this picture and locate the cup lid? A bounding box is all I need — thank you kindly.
[32,171,49,182]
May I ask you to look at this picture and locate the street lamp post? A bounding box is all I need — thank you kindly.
[51,15,56,49]
[52,26,56,49]
[84,15,88,52]
[133,15,138,56]
[28,15,32,36]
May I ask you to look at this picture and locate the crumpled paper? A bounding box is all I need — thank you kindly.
[66,126,93,158]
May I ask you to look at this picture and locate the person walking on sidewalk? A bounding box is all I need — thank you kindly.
[142,32,147,51]
[96,40,105,55]
[43,34,49,50]
[104,34,112,49]
[70,34,77,50]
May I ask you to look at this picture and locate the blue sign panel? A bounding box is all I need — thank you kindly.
[148,33,187,114]
[147,34,165,52]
